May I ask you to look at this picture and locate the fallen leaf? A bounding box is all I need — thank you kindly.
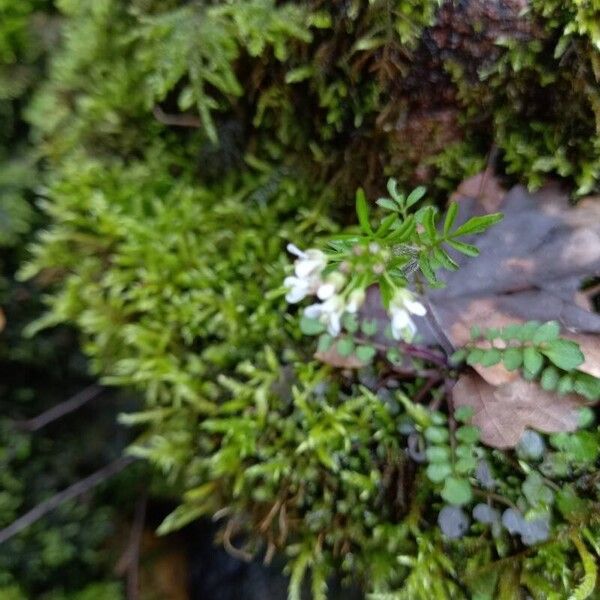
[451,169,506,213]
[352,174,599,448]
[563,332,600,379]
[443,297,521,386]
[426,177,600,386]
[428,180,600,338]
[314,346,366,369]
[452,372,584,448]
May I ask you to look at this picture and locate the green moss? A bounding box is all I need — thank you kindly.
[22,153,335,393]
[18,1,600,598]
[442,0,600,195]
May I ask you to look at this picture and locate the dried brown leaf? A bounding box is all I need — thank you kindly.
[430,176,600,447]
[453,372,584,448]
[428,176,600,378]
[451,169,507,213]
[432,180,600,303]
[444,297,521,385]
[358,174,600,447]
[314,347,365,369]
[563,332,600,379]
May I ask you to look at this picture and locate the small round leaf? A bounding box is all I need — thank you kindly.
[441,477,473,506]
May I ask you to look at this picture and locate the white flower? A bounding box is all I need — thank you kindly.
[391,309,418,341]
[346,288,366,313]
[389,289,426,341]
[304,295,345,337]
[287,243,327,279]
[284,243,328,303]
[317,272,346,300]
[284,275,312,303]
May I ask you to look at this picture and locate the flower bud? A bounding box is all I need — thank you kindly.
[346,288,366,313]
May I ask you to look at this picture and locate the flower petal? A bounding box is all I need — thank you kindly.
[295,258,322,279]
[304,303,323,319]
[346,301,359,313]
[317,283,335,300]
[327,312,341,337]
[406,299,426,316]
[404,318,417,340]
[391,309,410,340]
[286,286,307,303]
[284,276,300,287]
[346,289,365,313]
[391,309,410,328]
[287,243,307,259]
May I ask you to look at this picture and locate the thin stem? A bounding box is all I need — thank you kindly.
[421,296,455,356]
[506,455,561,492]
[472,488,518,511]
[445,378,457,457]
[0,456,135,545]
[16,385,104,432]
[353,334,449,369]
[413,374,443,404]
[126,494,147,600]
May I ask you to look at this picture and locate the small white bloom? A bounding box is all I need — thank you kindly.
[390,289,426,316]
[286,243,307,259]
[317,282,336,300]
[317,272,346,300]
[391,309,417,341]
[284,276,311,303]
[303,303,322,319]
[304,295,345,337]
[346,288,366,313]
[389,289,426,341]
[287,243,327,279]
[284,243,328,303]
[404,298,426,317]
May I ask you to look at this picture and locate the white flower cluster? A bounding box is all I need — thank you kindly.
[284,244,351,336]
[388,288,427,341]
[284,243,426,341]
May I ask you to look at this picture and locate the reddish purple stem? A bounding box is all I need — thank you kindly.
[398,342,449,368]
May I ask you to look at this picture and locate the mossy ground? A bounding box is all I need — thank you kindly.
[3,0,600,597]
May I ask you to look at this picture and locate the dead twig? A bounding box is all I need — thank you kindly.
[582,282,600,300]
[153,105,201,128]
[259,498,282,533]
[128,495,147,600]
[263,538,277,565]
[223,519,253,562]
[354,334,449,369]
[0,456,136,545]
[413,374,443,405]
[472,488,517,511]
[116,493,147,600]
[477,144,499,201]
[16,384,104,432]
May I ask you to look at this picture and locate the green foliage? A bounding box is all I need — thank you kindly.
[22,155,334,402]
[422,411,479,506]
[0,0,52,105]
[454,321,600,401]
[134,0,312,143]
[285,180,500,320]
[16,1,600,598]
[447,0,600,195]
[26,0,600,195]
[0,3,137,595]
